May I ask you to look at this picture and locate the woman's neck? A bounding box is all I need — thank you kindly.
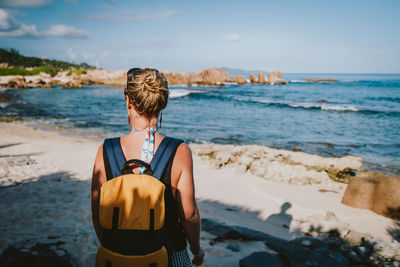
[131,115,158,131]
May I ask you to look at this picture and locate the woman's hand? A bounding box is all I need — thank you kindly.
[190,246,205,266]
[173,143,204,265]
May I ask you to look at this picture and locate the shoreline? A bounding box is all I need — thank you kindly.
[2,77,399,178]
[0,121,399,265]
[1,110,398,177]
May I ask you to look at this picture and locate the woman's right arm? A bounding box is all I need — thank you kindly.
[91,144,107,243]
[174,144,205,266]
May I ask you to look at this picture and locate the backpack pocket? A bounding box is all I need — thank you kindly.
[98,174,168,257]
[99,174,166,231]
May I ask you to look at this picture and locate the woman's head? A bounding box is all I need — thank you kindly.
[124,68,169,118]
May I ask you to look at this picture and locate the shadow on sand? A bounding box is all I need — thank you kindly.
[198,200,301,241]
[198,199,399,266]
[387,222,400,242]
[385,207,400,242]
[0,171,398,266]
[0,171,95,266]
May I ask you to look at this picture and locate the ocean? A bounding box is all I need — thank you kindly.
[1,73,399,175]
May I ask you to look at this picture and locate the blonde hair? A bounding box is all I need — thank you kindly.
[124,68,169,118]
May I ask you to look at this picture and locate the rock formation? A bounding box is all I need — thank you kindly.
[267,71,283,84]
[0,68,290,88]
[189,68,232,86]
[35,79,51,88]
[50,80,63,86]
[83,69,126,87]
[162,71,190,85]
[342,172,400,220]
[249,73,257,83]
[62,81,82,89]
[300,212,351,238]
[203,218,400,266]
[190,144,361,189]
[80,78,94,85]
[6,77,28,89]
[258,71,266,84]
[325,167,356,184]
[163,68,234,86]
[274,80,287,85]
[233,75,247,85]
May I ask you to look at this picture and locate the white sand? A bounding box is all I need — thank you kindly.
[0,122,397,266]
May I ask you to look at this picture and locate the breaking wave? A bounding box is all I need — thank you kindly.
[233,97,400,115]
[289,103,359,112]
[170,89,192,98]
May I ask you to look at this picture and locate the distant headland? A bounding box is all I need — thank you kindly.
[0,48,335,89]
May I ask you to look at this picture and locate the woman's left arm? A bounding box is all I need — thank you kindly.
[91,144,107,243]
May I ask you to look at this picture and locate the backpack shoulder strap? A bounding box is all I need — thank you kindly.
[103,137,126,180]
[150,137,183,180]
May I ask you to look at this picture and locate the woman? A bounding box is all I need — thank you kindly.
[91,68,205,266]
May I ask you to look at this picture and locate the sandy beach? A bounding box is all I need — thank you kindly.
[0,121,398,266]
[1,0,400,265]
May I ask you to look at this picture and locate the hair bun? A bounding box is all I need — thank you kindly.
[125,68,169,117]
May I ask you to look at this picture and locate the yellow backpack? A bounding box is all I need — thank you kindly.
[96,137,183,267]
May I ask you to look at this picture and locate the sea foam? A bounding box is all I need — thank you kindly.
[289,103,359,112]
[170,89,192,98]
[235,97,360,112]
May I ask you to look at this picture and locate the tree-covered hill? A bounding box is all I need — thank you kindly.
[0,48,95,76]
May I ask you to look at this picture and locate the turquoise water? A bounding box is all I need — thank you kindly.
[1,73,399,174]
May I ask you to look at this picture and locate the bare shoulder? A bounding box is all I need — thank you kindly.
[92,143,106,186]
[94,143,104,167]
[176,142,192,156]
[171,143,193,187]
[174,143,193,165]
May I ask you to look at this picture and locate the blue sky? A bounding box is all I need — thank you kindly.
[0,0,399,73]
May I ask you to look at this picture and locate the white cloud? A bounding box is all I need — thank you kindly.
[0,9,89,38]
[0,0,52,8]
[0,8,15,30]
[88,9,180,22]
[0,23,39,37]
[223,33,240,41]
[42,24,88,38]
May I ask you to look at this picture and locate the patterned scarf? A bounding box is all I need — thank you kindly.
[139,127,156,174]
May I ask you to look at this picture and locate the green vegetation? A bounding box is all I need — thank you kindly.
[74,69,87,75]
[0,66,59,76]
[66,69,87,76]
[0,48,95,76]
